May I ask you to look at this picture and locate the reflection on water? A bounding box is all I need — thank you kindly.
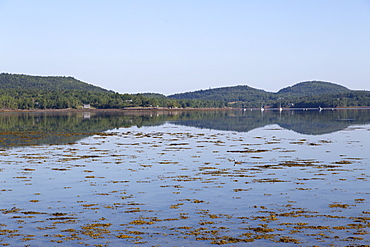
[0,109,369,246]
[171,109,370,135]
[0,111,167,147]
[0,109,369,147]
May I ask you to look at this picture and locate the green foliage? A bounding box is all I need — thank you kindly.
[0,74,227,109]
[168,85,275,107]
[290,91,370,108]
[277,81,350,97]
[0,74,368,109]
[0,73,109,92]
[0,89,228,110]
[168,81,369,108]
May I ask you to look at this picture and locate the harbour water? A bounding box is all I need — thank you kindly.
[0,109,369,246]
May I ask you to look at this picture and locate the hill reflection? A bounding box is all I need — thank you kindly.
[171,109,370,135]
[173,109,370,135]
[0,109,369,148]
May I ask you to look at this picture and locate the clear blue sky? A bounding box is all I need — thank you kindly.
[1,0,369,95]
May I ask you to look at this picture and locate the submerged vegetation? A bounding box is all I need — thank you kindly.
[0,73,369,109]
[0,110,369,245]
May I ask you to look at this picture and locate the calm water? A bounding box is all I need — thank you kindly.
[0,109,369,246]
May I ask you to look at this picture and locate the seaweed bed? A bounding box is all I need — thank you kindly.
[0,112,369,246]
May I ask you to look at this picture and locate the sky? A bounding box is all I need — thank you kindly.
[1,0,370,95]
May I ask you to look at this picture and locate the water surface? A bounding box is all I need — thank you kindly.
[0,109,369,246]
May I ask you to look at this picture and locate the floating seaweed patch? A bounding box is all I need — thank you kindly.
[332,160,352,164]
[227,149,269,153]
[253,178,289,183]
[329,203,351,208]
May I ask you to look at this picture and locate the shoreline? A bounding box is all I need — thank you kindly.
[0,107,235,113]
[0,106,370,113]
[0,107,238,115]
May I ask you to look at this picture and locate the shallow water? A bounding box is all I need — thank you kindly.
[0,109,369,246]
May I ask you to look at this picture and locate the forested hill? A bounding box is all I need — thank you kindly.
[277,81,350,96]
[0,73,227,109]
[0,73,109,92]
[166,81,370,108]
[168,85,274,103]
[168,81,352,101]
[0,74,368,109]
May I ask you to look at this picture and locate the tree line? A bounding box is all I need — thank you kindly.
[0,74,369,109]
[0,73,108,92]
[0,89,228,110]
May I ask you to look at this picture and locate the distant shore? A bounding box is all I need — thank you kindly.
[0,106,370,113]
[0,107,234,113]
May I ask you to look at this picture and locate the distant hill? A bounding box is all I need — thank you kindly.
[0,74,368,109]
[168,85,275,105]
[167,81,358,104]
[0,73,229,109]
[277,81,350,97]
[0,73,110,92]
[164,81,370,108]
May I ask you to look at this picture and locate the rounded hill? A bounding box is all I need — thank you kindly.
[0,73,109,92]
[168,85,273,102]
[277,81,350,96]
